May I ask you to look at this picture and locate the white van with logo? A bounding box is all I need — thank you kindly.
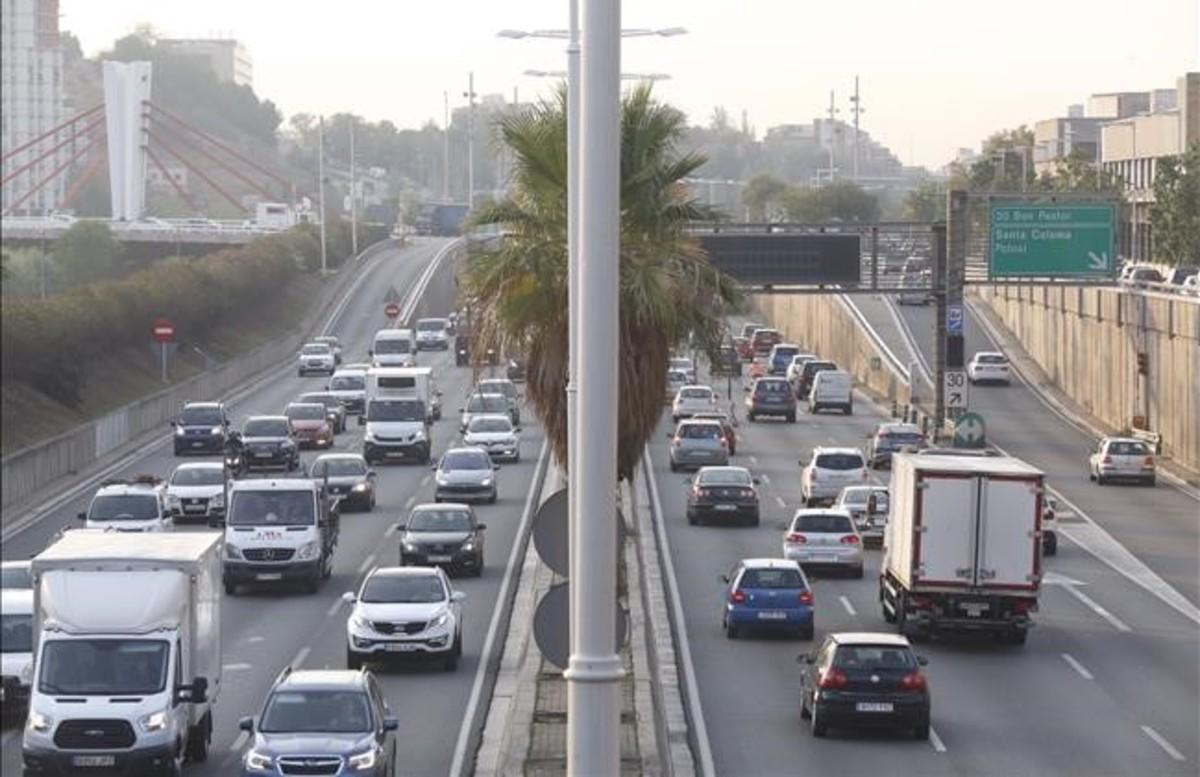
[370,328,416,367]
[367,366,442,421]
[809,369,854,415]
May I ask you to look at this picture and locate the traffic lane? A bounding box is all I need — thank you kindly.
[0,239,447,562]
[895,302,1200,605]
[654,390,1198,776]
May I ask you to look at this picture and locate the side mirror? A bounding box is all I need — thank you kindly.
[238,716,254,732]
[798,654,815,664]
[477,523,487,530]
[178,676,208,704]
[358,415,366,426]
[718,574,729,584]
[714,393,720,400]
[493,464,501,471]
[76,511,87,521]
[431,464,438,471]
[917,655,930,667]
[367,470,377,478]
[169,419,177,427]
[752,477,762,485]
[367,349,373,356]
[451,590,467,602]
[383,717,399,732]
[341,591,357,603]
[743,386,751,393]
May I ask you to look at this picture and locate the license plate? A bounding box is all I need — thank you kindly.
[813,554,838,563]
[856,702,893,713]
[184,506,205,513]
[757,611,787,620]
[191,441,204,447]
[427,555,452,563]
[385,643,419,652]
[73,756,117,767]
[256,572,283,581]
[254,451,272,458]
[714,504,738,512]
[386,450,407,458]
[962,603,989,617]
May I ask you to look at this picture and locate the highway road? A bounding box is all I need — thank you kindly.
[0,238,546,777]
[647,349,1198,776]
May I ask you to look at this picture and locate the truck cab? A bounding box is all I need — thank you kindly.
[361,397,432,464]
[370,328,416,368]
[77,476,171,532]
[219,478,340,595]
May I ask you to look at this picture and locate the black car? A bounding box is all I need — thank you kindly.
[686,466,760,526]
[240,415,300,472]
[795,360,837,400]
[744,378,796,422]
[867,423,926,468]
[710,345,742,377]
[507,357,527,382]
[238,668,396,777]
[172,401,231,455]
[800,632,931,739]
[398,503,486,576]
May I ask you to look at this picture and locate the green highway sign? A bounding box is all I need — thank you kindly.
[989,203,1116,277]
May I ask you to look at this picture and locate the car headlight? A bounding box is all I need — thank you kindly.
[402,541,419,552]
[296,541,320,560]
[212,493,225,507]
[27,710,52,733]
[412,429,426,441]
[282,440,295,449]
[349,748,378,771]
[19,662,34,684]
[352,483,369,492]
[436,474,448,486]
[481,477,493,487]
[210,426,223,435]
[428,611,450,630]
[245,750,273,771]
[225,544,243,560]
[166,494,181,506]
[350,614,372,632]
[139,709,169,733]
[364,430,376,443]
[461,540,475,552]
[175,427,186,436]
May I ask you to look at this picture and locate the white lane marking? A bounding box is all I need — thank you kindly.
[775,495,787,509]
[228,730,249,752]
[291,646,311,669]
[222,662,252,672]
[326,597,345,618]
[1057,582,1132,632]
[420,474,432,487]
[384,522,398,538]
[245,635,265,643]
[928,725,947,753]
[838,595,857,616]
[1060,653,1094,680]
[1140,725,1187,761]
[357,553,377,575]
[404,495,416,510]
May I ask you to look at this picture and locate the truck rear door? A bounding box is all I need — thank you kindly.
[976,476,1040,590]
[914,475,976,587]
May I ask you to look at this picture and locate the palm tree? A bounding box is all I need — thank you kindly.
[462,84,742,480]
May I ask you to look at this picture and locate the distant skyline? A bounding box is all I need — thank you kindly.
[61,0,1199,170]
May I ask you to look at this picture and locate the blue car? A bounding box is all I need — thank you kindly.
[768,344,802,375]
[721,558,814,640]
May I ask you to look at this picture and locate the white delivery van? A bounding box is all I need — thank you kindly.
[367,366,442,421]
[1,588,34,717]
[370,328,416,367]
[25,531,222,772]
[809,369,853,415]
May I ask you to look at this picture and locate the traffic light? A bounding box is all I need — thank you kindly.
[1136,352,1149,376]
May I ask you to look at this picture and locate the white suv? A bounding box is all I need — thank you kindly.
[298,342,337,376]
[343,566,466,671]
[967,351,1011,385]
[799,447,868,506]
[77,476,170,532]
[415,318,452,351]
[672,385,718,422]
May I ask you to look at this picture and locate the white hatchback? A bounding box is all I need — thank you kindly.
[781,508,864,577]
[800,447,868,506]
[1089,437,1157,486]
[672,385,718,422]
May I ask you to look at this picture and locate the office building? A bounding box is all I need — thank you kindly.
[158,38,253,88]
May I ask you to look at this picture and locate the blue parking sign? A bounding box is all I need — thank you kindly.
[946,304,964,335]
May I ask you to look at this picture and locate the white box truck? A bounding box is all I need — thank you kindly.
[367,366,442,421]
[880,452,1044,645]
[23,531,222,774]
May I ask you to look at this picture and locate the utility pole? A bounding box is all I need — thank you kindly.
[442,91,450,201]
[826,90,838,183]
[849,76,864,182]
[349,119,358,257]
[568,0,623,773]
[318,115,328,274]
[464,73,477,210]
[565,0,582,676]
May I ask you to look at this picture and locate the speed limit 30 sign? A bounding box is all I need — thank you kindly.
[944,370,968,409]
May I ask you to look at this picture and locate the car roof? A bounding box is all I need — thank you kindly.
[677,418,723,427]
[277,670,366,691]
[691,411,729,420]
[679,384,713,392]
[468,392,507,401]
[368,565,443,579]
[478,378,514,385]
[173,462,225,471]
[0,588,33,612]
[417,317,448,323]
[1102,436,1148,445]
[182,401,223,409]
[229,478,317,492]
[877,422,921,433]
[95,481,161,496]
[467,413,512,424]
[772,343,800,350]
[828,632,913,647]
[286,402,325,411]
[753,377,789,384]
[302,341,332,348]
[246,414,289,423]
[313,453,367,462]
[791,507,855,519]
[412,502,471,512]
[739,558,802,570]
[838,485,886,494]
[696,466,752,477]
[973,351,1005,358]
[811,446,864,457]
[443,446,491,457]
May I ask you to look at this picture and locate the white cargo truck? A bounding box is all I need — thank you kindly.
[367,365,442,421]
[880,452,1044,645]
[24,531,222,774]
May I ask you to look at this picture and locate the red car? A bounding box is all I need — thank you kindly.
[285,402,334,449]
[751,328,782,356]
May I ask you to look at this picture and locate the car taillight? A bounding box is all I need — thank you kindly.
[1011,599,1035,614]
[798,590,814,605]
[818,668,848,690]
[910,595,932,608]
[719,437,728,449]
[840,535,860,545]
[1144,456,1155,467]
[1102,455,1112,463]
[730,590,746,604]
[786,532,807,544]
[900,671,927,692]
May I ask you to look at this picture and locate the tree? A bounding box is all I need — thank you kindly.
[463,85,742,479]
[54,221,123,285]
[742,174,788,221]
[778,181,879,223]
[902,180,946,221]
[1151,142,1200,265]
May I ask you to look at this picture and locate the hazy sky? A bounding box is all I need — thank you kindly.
[61,0,1199,169]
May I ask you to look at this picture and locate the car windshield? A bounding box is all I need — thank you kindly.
[260,690,372,734]
[417,319,447,331]
[310,458,367,477]
[977,354,1008,365]
[301,394,338,408]
[360,574,447,603]
[803,362,836,378]
[479,381,514,396]
[409,509,473,532]
[469,417,513,433]
[793,513,855,533]
[1,613,33,653]
[882,432,923,446]
[171,467,224,486]
[698,470,752,486]
[814,453,864,470]
[0,565,32,589]
[228,490,315,526]
[39,639,168,695]
[316,337,339,347]
[679,424,721,440]
[667,370,689,382]
[680,388,711,399]
[467,395,507,412]
[367,400,425,422]
[841,490,888,509]
[287,404,325,421]
[773,347,799,359]
[330,375,365,391]
[1108,441,1149,455]
[301,344,330,355]
[738,568,804,589]
[442,451,491,470]
[244,419,289,437]
[179,407,222,425]
[375,338,411,354]
[755,381,790,395]
[88,494,158,522]
[833,645,916,669]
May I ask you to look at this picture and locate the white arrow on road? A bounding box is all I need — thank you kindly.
[1087,251,1109,270]
[1043,571,1088,587]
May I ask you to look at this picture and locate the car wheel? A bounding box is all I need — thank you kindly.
[1006,629,1028,646]
[1088,469,1096,481]
[843,405,853,416]
[852,565,864,580]
[1043,533,1057,556]
[724,619,739,639]
[223,580,238,596]
[347,650,363,670]
[1145,476,1157,487]
[800,692,812,720]
[368,493,376,511]
[444,632,462,671]
[687,511,698,526]
[747,412,756,422]
[1096,474,1107,485]
[670,460,679,473]
[489,489,498,504]
[810,705,828,737]
[799,623,814,640]
[305,574,321,595]
[787,413,796,423]
[913,717,931,740]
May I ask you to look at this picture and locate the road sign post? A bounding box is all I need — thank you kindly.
[989,201,1116,278]
[384,302,401,320]
[152,317,175,384]
[944,369,968,411]
[953,412,987,449]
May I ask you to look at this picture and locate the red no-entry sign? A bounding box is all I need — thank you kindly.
[384,302,401,320]
[152,317,175,343]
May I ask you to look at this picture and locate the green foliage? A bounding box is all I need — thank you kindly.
[742,174,788,221]
[463,85,741,479]
[0,248,63,299]
[778,180,880,223]
[1151,142,1200,265]
[53,221,124,286]
[902,180,946,222]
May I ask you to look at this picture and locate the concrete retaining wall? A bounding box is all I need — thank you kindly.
[0,240,396,512]
[973,286,1199,472]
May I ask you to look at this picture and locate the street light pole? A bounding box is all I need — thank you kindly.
[318,115,327,274]
[349,119,358,257]
[566,0,581,655]
[465,73,476,210]
[443,91,451,201]
[568,0,622,774]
